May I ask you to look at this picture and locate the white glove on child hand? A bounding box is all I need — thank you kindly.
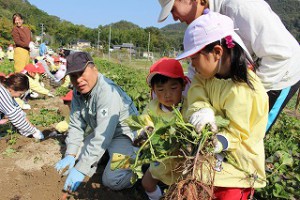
[189,108,218,134]
[32,129,44,140]
[47,93,54,97]
[30,92,39,98]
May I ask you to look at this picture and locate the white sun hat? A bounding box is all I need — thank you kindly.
[176,10,252,62]
[158,0,175,22]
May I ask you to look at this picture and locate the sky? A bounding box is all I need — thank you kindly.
[27,0,176,29]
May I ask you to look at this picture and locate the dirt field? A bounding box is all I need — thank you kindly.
[0,96,148,200]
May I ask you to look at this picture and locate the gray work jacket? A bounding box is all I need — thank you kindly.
[65,73,138,176]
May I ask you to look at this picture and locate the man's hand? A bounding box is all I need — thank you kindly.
[189,108,218,134]
[64,168,85,192]
[55,155,76,175]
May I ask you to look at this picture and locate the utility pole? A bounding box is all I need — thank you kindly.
[147,32,150,61]
[40,23,44,43]
[108,25,111,61]
[129,41,132,63]
[97,28,101,50]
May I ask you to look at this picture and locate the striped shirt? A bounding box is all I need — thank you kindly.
[0,83,36,136]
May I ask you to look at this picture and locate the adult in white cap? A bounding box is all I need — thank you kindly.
[176,11,268,199]
[54,52,139,193]
[157,0,300,132]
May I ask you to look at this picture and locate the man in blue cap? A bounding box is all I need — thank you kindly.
[55,52,138,192]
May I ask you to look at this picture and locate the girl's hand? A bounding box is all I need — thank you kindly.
[189,108,218,134]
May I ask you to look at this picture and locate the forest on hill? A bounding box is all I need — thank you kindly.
[0,0,299,53]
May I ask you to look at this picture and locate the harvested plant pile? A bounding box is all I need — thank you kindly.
[111,108,229,200]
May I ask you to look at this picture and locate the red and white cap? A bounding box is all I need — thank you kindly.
[146,57,189,86]
[23,63,45,74]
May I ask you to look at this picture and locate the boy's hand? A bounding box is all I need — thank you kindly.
[133,126,153,147]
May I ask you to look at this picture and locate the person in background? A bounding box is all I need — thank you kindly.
[157,0,300,132]
[0,73,44,139]
[11,13,35,72]
[54,57,70,86]
[21,63,54,98]
[54,52,139,193]
[139,57,189,200]
[35,55,56,81]
[6,44,14,62]
[39,42,48,56]
[176,11,268,200]
[51,56,61,73]
[0,47,5,62]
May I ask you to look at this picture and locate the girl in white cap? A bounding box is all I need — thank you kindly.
[157,0,300,133]
[176,10,268,200]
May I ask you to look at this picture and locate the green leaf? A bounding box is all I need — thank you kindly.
[273,183,290,199]
[274,150,293,167]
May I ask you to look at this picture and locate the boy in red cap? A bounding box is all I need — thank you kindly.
[51,56,61,72]
[137,57,190,200]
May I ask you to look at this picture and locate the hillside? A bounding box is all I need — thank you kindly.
[0,0,299,52]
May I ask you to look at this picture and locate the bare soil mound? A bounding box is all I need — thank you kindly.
[0,95,148,200]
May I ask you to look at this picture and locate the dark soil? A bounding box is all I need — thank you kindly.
[0,95,148,200]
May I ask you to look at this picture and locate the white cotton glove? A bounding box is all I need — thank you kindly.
[32,129,44,140]
[47,92,54,97]
[189,108,218,134]
[29,41,35,51]
[30,92,39,98]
